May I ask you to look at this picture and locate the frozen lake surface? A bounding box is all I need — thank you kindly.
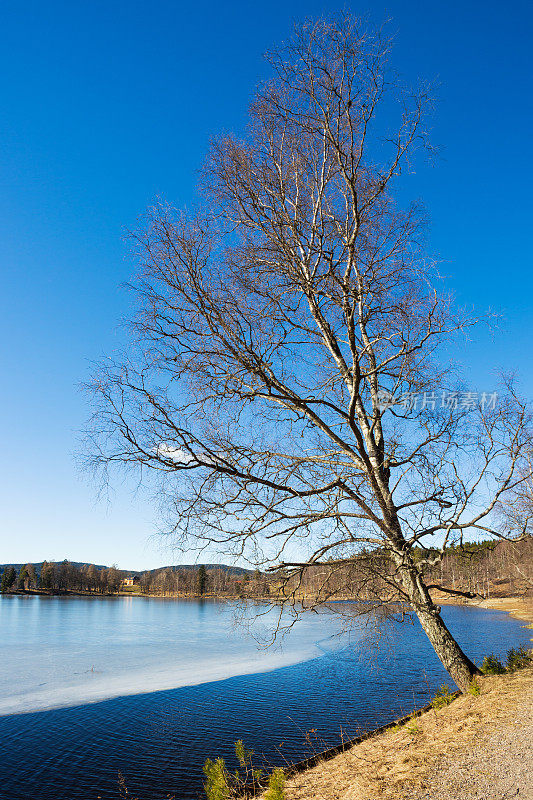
[0,595,344,715]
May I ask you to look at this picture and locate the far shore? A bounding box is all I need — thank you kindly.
[1,587,273,601]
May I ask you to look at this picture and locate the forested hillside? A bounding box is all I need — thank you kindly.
[1,538,531,600]
[273,538,533,604]
[0,560,255,596]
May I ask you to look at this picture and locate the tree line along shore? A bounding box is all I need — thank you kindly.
[2,537,531,602]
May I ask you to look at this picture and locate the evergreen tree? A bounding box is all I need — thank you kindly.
[17,565,29,590]
[1,566,16,593]
[197,565,207,595]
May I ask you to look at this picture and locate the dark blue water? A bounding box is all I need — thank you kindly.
[0,605,529,800]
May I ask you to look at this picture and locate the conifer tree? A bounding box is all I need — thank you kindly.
[197,565,207,595]
[1,566,16,593]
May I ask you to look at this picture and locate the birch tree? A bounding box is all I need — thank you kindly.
[87,15,532,691]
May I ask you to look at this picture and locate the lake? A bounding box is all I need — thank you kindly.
[0,595,530,800]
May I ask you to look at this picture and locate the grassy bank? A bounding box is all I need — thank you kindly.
[267,665,532,800]
[257,595,532,800]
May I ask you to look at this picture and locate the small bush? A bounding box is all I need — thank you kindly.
[234,739,253,768]
[406,720,421,735]
[431,683,454,709]
[204,740,276,799]
[203,758,232,800]
[506,646,533,672]
[467,678,481,696]
[481,654,506,675]
[264,768,286,800]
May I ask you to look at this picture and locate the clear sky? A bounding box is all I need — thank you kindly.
[1,0,532,570]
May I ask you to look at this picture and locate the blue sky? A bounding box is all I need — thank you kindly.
[1,0,532,570]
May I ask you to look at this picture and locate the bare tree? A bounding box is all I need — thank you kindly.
[500,455,533,534]
[86,15,532,691]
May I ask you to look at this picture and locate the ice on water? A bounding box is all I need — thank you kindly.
[0,596,346,715]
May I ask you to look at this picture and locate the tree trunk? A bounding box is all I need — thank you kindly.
[414,601,481,692]
[396,556,481,691]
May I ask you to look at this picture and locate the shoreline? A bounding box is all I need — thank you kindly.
[436,593,533,626]
[0,588,275,601]
[266,598,533,800]
[0,589,263,601]
[270,666,533,800]
[6,589,533,621]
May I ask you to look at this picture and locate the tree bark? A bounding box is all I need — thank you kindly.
[414,602,481,692]
[397,558,481,691]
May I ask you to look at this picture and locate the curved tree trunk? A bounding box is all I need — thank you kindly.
[395,555,481,691]
[414,601,481,691]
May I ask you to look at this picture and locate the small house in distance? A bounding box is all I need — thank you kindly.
[121,576,138,587]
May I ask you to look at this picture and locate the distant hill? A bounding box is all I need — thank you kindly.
[136,564,254,577]
[0,561,254,578]
[2,538,531,600]
[0,561,107,578]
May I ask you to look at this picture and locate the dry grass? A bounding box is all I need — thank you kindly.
[269,667,533,800]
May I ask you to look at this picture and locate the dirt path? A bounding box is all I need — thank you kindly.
[413,679,533,799]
